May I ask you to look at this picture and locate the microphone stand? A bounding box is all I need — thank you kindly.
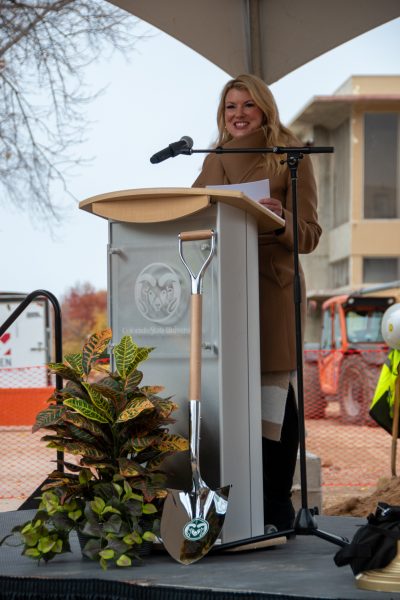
[183,143,348,549]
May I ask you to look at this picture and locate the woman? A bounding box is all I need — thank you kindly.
[193,74,322,530]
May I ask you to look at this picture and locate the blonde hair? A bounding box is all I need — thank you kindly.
[216,74,297,175]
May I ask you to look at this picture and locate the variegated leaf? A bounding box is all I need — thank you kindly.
[131,474,166,503]
[82,329,112,375]
[154,398,179,418]
[32,406,66,433]
[80,458,114,469]
[130,434,159,451]
[114,335,136,378]
[63,397,109,424]
[154,434,189,453]
[48,362,82,383]
[124,369,143,393]
[131,347,154,371]
[63,381,86,399]
[118,458,145,477]
[61,461,84,473]
[66,423,98,445]
[82,383,114,423]
[116,397,154,423]
[40,434,69,444]
[91,383,122,404]
[141,385,165,396]
[62,412,110,442]
[63,441,107,459]
[64,353,84,376]
[146,452,172,471]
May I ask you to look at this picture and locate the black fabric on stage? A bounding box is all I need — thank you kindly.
[1,511,397,599]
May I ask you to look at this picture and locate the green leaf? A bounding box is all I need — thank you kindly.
[116,554,132,567]
[142,531,157,542]
[23,531,40,547]
[24,548,41,558]
[99,548,114,560]
[69,510,82,522]
[82,329,112,375]
[91,497,106,515]
[114,336,136,378]
[63,397,110,424]
[37,536,56,553]
[117,397,153,423]
[64,353,84,376]
[123,530,142,545]
[103,514,122,534]
[53,539,64,553]
[82,383,114,423]
[142,503,157,515]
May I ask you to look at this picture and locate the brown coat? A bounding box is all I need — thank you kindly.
[193,129,322,373]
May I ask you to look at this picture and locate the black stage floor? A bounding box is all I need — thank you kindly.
[1,509,400,600]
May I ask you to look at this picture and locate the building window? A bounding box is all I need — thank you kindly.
[364,113,399,219]
[363,257,400,283]
[330,258,349,288]
[333,120,350,227]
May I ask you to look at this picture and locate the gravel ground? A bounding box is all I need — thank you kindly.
[1,406,398,514]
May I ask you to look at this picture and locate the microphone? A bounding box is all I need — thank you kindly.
[150,136,193,164]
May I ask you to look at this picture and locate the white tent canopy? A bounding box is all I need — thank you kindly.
[109,0,400,83]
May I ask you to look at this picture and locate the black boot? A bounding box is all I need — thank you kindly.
[262,384,299,530]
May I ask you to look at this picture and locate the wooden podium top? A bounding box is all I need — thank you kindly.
[79,187,284,233]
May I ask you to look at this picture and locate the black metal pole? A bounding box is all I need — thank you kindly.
[0,289,63,471]
[153,143,348,548]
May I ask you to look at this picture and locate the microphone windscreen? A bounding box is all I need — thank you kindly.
[181,136,194,149]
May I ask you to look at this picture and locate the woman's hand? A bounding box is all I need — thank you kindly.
[258,197,283,217]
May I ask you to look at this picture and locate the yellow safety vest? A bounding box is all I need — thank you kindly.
[370,349,400,434]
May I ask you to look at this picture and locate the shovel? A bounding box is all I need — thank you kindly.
[160,228,230,565]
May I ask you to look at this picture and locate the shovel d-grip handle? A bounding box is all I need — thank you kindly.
[178,229,216,403]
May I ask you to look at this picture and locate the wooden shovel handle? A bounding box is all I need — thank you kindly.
[391,375,400,476]
[179,229,214,242]
[189,294,202,401]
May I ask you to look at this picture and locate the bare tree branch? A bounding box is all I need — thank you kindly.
[0,0,140,222]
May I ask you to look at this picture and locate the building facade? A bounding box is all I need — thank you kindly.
[290,75,400,340]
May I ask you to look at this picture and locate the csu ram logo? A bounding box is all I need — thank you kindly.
[134,263,187,325]
[183,518,209,541]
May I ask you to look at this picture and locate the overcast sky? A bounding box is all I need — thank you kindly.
[2,16,400,300]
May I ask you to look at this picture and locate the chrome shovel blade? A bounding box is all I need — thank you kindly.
[160,485,230,565]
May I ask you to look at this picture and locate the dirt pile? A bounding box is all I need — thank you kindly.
[324,476,400,517]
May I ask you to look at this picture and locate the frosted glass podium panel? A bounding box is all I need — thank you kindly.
[80,188,284,544]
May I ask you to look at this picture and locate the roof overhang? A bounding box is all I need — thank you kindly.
[107,0,400,84]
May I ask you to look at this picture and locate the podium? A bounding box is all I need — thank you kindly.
[80,187,284,544]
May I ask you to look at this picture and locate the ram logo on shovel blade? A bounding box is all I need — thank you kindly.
[183,518,209,541]
[160,485,230,565]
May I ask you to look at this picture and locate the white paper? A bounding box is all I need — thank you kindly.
[207,178,270,202]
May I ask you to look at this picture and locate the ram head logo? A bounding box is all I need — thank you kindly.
[134,263,184,324]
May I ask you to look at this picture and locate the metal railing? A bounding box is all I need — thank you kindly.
[0,290,63,478]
